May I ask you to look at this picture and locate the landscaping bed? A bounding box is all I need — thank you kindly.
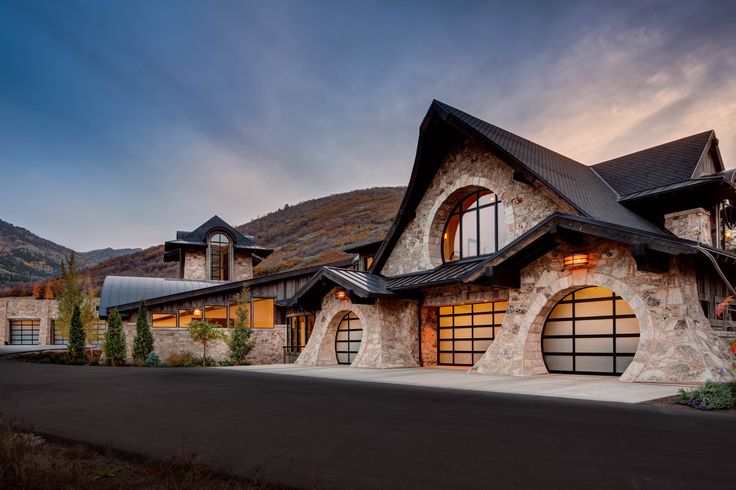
[0,415,289,489]
[643,381,736,414]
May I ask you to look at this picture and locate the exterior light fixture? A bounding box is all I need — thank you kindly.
[194,308,202,316]
[335,290,348,300]
[563,253,590,270]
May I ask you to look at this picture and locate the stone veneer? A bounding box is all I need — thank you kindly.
[382,140,576,275]
[122,320,286,365]
[233,253,253,281]
[296,288,420,368]
[470,237,734,383]
[0,297,58,345]
[183,249,206,280]
[664,208,713,246]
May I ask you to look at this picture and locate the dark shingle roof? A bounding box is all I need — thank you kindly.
[386,257,489,290]
[435,101,661,233]
[592,131,714,196]
[321,267,394,296]
[99,276,225,317]
[165,215,272,254]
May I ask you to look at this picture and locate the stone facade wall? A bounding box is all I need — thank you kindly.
[422,284,508,307]
[470,237,734,383]
[0,297,58,345]
[296,288,420,368]
[420,307,438,366]
[122,322,286,364]
[233,253,253,281]
[183,249,206,280]
[381,140,576,275]
[664,208,712,246]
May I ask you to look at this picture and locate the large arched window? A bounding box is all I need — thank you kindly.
[209,232,231,280]
[442,190,507,262]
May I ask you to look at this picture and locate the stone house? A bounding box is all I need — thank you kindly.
[293,100,736,383]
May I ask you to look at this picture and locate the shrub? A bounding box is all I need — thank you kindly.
[166,352,211,367]
[678,381,735,410]
[146,352,161,367]
[103,309,127,366]
[67,305,86,361]
[132,301,154,364]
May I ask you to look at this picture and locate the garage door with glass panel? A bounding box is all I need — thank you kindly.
[10,319,40,345]
[335,312,363,365]
[542,286,640,375]
[438,302,506,366]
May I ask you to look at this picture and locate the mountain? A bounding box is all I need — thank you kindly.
[0,186,404,296]
[0,219,142,291]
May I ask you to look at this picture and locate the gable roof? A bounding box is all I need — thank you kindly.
[592,131,719,197]
[371,100,662,274]
[164,215,272,255]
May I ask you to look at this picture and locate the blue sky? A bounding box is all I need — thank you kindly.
[1,0,734,250]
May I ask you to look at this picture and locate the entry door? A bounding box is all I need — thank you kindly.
[542,287,640,375]
[335,312,362,365]
[10,319,40,345]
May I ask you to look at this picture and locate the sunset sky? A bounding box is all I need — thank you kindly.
[1,0,734,250]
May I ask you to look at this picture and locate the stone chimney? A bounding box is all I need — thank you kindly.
[664,208,712,246]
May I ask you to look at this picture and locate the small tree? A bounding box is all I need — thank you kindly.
[56,253,83,339]
[132,300,154,364]
[104,309,127,366]
[67,304,86,361]
[32,284,42,299]
[188,319,226,365]
[228,287,255,365]
[43,281,55,300]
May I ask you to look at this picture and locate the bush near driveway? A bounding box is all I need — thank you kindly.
[678,381,736,410]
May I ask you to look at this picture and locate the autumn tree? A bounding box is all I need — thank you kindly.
[43,281,55,300]
[32,284,42,299]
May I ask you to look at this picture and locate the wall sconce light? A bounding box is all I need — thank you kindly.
[335,290,348,300]
[563,253,590,270]
[193,308,202,316]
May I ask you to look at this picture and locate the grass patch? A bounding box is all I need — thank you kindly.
[0,414,289,489]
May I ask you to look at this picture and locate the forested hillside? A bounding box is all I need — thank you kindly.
[0,187,404,296]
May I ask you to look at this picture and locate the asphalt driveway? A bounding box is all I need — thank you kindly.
[0,360,733,489]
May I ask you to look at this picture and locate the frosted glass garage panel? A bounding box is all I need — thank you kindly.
[575,356,613,373]
[439,353,453,364]
[474,326,492,338]
[474,302,492,313]
[494,313,505,325]
[439,306,453,315]
[617,318,640,334]
[336,353,351,364]
[336,330,350,341]
[544,356,573,372]
[439,328,453,339]
[349,341,362,352]
[574,287,611,300]
[454,315,473,327]
[616,337,640,354]
[454,328,472,339]
[454,304,472,315]
[474,339,492,351]
[543,320,572,336]
[439,341,453,351]
[454,353,472,365]
[473,353,485,364]
[542,338,572,353]
[575,337,613,353]
[548,303,572,319]
[439,316,453,327]
[575,319,614,335]
[575,300,612,318]
[475,313,493,326]
[615,299,635,315]
[454,340,472,351]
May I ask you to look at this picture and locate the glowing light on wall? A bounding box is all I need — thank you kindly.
[563,253,590,270]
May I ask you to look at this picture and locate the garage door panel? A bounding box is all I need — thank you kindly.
[334,312,363,365]
[437,301,506,366]
[10,320,40,345]
[542,287,640,376]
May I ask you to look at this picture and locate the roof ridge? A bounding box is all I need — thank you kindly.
[592,130,714,167]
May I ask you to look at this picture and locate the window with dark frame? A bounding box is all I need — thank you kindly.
[437,302,506,366]
[286,314,315,353]
[209,232,231,281]
[542,286,640,375]
[442,190,507,262]
[335,312,362,365]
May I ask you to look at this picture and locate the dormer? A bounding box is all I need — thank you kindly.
[163,215,273,281]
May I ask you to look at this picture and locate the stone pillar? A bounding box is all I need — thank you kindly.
[0,299,7,344]
[664,208,712,245]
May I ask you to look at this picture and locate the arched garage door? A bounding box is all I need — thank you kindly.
[542,286,639,375]
[335,312,363,365]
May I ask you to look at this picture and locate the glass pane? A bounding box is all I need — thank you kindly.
[439,353,453,364]
[439,328,453,339]
[152,313,177,328]
[336,330,350,341]
[473,353,485,364]
[617,318,640,334]
[473,303,492,313]
[443,214,460,262]
[336,352,350,364]
[478,204,495,255]
[545,355,573,372]
[574,287,612,300]
[204,305,228,328]
[616,337,640,354]
[576,300,613,318]
[462,193,479,210]
[454,353,473,365]
[439,340,453,351]
[454,340,473,351]
[439,306,453,316]
[496,201,509,247]
[178,308,202,327]
[454,315,472,327]
[454,304,472,315]
[543,320,572,336]
[439,316,453,327]
[615,299,635,315]
[494,301,508,312]
[543,338,572,353]
[477,191,494,207]
[349,341,362,352]
[493,313,505,326]
[473,326,493,339]
[474,313,493,326]
[462,210,478,258]
[575,319,614,335]
[227,302,239,328]
[351,329,363,341]
[575,337,613,353]
[548,303,572,319]
[454,328,472,339]
[576,356,613,373]
[474,339,492,351]
[252,298,274,328]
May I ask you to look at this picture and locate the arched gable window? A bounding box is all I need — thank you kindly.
[442,190,507,262]
[209,232,231,280]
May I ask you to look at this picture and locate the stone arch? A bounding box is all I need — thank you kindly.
[472,270,652,380]
[425,181,515,268]
[295,290,371,366]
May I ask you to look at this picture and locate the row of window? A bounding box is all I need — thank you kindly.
[151,298,275,329]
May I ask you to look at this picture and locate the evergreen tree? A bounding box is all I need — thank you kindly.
[104,309,127,366]
[132,300,154,363]
[67,304,86,361]
[228,287,255,365]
